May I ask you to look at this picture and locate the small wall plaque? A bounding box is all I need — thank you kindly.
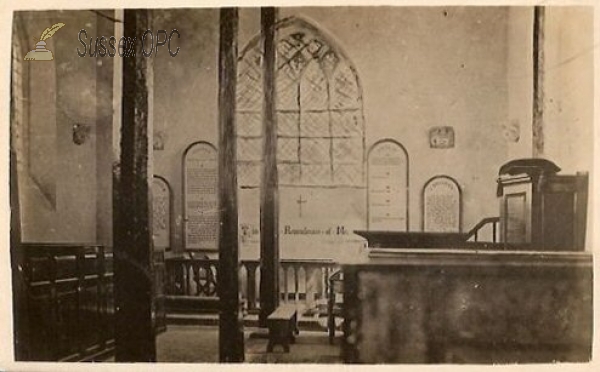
[429,126,455,149]
[72,123,91,145]
[154,131,167,151]
[502,119,520,143]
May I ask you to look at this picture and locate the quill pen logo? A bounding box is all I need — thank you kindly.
[24,23,65,61]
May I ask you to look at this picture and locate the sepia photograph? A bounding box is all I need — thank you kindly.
[3,1,597,368]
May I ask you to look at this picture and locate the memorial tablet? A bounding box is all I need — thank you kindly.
[152,176,172,250]
[183,142,218,250]
[367,139,409,231]
[422,175,461,232]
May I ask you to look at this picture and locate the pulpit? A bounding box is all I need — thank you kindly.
[497,159,588,250]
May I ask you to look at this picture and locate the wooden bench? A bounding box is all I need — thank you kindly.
[266,304,299,352]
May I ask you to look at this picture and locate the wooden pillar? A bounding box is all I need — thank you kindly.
[114,9,156,362]
[10,55,29,360]
[218,7,244,363]
[532,6,545,158]
[258,6,280,327]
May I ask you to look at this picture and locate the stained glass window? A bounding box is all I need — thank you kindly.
[236,17,365,188]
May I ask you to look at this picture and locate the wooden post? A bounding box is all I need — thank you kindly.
[10,62,29,360]
[258,6,280,328]
[532,6,545,158]
[218,8,244,362]
[114,9,156,362]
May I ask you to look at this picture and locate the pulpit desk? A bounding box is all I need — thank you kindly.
[340,248,592,364]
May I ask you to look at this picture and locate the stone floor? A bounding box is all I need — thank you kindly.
[245,328,342,363]
[155,325,218,363]
[151,324,342,363]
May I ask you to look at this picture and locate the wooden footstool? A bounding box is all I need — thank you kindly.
[266,304,299,353]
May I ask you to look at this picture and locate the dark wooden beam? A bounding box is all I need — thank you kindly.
[217,7,244,363]
[259,7,280,327]
[10,40,29,359]
[114,9,156,362]
[532,6,545,157]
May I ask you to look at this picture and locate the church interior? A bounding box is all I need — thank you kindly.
[7,6,595,365]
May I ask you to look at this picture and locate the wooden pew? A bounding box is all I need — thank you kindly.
[20,243,115,361]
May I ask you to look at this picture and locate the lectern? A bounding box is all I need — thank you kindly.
[497,159,588,251]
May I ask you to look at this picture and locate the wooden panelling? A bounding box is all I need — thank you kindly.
[343,250,592,363]
[21,244,115,361]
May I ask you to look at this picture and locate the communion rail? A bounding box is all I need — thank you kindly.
[164,257,339,314]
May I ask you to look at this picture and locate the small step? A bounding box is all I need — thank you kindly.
[166,312,331,332]
[165,296,219,314]
[166,313,220,326]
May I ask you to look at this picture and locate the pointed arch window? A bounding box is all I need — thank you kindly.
[236,17,365,188]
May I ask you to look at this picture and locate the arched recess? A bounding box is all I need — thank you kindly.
[152,175,174,251]
[421,175,462,232]
[182,141,219,251]
[367,139,409,231]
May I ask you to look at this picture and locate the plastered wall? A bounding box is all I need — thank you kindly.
[13,7,594,253]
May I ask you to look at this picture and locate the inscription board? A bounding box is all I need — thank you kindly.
[238,187,367,260]
[153,176,171,249]
[367,140,408,231]
[183,142,218,250]
[423,176,461,232]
